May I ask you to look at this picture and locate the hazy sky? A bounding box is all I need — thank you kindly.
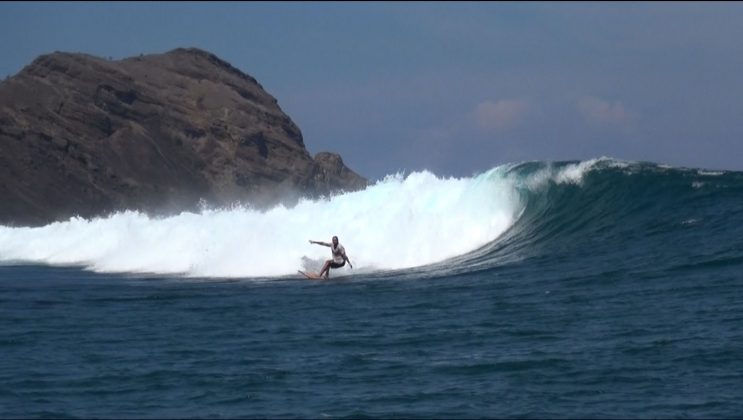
[2,2,743,179]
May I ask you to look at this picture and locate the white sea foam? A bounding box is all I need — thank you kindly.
[691,181,705,189]
[0,167,531,278]
[518,157,607,190]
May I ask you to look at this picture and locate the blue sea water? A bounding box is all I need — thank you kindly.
[1,159,743,418]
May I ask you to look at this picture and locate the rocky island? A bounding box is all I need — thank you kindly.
[0,48,367,226]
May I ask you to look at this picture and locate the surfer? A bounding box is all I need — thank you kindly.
[309,236,352,279]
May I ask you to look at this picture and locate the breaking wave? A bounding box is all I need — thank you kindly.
[1,157,741,279]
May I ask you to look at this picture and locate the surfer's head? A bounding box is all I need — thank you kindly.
[332,236,338,245]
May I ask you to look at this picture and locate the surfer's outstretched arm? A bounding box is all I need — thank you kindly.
[309,240,331,247]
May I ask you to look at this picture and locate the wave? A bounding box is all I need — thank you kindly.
[1,158,741,279]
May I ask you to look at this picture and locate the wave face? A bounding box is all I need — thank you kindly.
[2,158,742,279]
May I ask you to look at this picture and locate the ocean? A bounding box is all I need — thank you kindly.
[1,158,742,418]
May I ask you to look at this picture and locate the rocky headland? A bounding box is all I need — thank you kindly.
[0,48,366,226]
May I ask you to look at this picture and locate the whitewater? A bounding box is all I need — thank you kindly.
[0,161,567,278]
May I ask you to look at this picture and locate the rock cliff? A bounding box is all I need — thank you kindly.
[0,48,367,226]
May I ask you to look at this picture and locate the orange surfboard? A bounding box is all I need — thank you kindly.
[298,270,323,280]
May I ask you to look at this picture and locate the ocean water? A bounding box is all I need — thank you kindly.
[1,158,742,418]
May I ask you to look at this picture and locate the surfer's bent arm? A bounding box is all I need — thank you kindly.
[343,252,353,269]
[309,240,331,247]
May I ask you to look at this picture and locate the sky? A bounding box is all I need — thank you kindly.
[2,2,743,180]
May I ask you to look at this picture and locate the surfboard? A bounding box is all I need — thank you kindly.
[298,270,323,280]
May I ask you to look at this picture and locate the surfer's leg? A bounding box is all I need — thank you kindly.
[322,261,344,279]
[319,260,332,278]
